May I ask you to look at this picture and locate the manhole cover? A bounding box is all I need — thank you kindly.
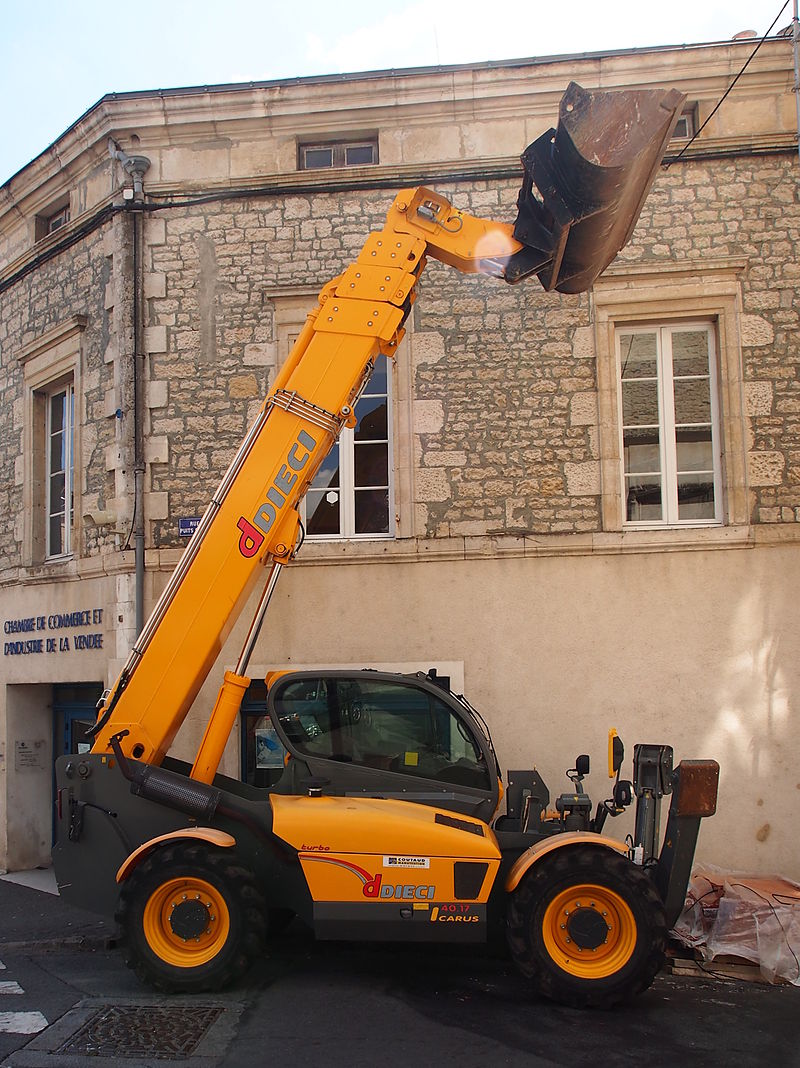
[55,1005,224,1059]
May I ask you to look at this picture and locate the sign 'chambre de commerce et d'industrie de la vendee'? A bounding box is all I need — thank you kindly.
[3,609,105,657]
[3,519,198,660]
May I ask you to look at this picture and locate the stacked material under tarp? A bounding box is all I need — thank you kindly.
[672,867,800,985]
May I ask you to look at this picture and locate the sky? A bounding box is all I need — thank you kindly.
[0,0,791,185]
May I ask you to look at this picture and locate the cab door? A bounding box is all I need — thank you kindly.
[267,672,499,823]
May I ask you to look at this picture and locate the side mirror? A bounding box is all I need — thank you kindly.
[614,780,633,808]
[608,729,624,777]
[575,754,590,777]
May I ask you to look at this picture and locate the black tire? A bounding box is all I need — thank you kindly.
[116,842,266,993]
[507,847,666,1008]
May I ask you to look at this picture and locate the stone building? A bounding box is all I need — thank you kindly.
[1,35,798,878]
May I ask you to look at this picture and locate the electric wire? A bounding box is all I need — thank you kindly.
[666,2,791,168]
[2,18,795,302]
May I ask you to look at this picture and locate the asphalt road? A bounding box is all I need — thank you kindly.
[2,925,799,1068]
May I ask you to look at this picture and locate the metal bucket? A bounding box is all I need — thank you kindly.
[507,81,685,292]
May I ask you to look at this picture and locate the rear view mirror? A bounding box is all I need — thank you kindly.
[575,754,590,777]
[614,780,633,808]
[608,729,625,777]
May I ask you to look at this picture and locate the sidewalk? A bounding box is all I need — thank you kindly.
[0,869,115,950]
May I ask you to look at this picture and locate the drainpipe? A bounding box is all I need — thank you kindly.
[793,0,800,164]
[132,193,146,636]
[110,145,151,636]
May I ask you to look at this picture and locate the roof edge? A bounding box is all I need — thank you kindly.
[1,34,790,190]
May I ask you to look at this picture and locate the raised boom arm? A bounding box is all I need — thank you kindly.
[89,82,683,778]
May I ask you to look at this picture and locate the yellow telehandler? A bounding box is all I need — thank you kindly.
[54,81,718,1008]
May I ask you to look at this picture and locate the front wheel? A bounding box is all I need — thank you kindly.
[116,842,266,993]
[507,847,666,1008]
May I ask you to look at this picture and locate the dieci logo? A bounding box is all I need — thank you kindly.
[237,429,317,558]
[299,854,436,900]
[362,874,435,900]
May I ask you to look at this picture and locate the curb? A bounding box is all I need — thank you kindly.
[0,934,118,953]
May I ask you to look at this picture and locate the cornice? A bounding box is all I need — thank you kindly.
[597,257,749,284]
[17,313,88,364]
[2,38,791,201]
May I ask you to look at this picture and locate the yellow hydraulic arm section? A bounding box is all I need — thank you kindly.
[90,188,523,775]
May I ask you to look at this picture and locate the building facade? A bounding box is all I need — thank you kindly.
[1,37,798,877]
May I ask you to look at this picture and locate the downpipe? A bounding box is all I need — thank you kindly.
[111,144,152,639]
[132,203,146,637]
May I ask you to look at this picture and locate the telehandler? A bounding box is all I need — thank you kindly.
[53,81,719,1008]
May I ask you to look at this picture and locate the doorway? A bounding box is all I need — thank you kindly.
[52,682,103,843]
[54,682,103,757]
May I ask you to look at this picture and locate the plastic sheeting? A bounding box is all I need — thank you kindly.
[672,866,800,985]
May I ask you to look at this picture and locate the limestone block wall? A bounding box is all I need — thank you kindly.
[138,152,800,549]
[0,220,125,581]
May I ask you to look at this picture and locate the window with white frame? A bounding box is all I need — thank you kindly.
[18,314,85,567]
[670,105,698,141]
[592,263,748,535]
[45,380,75,556]
[268,288,417,542]
[618,323,721,526]
[34,197,71,242]
[304,355,394,539]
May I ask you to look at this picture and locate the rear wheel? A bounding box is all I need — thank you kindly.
[507,847,666,1008]
[117,842,266,993]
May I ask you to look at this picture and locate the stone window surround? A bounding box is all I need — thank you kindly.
[267,286,416,541]
[592,259,749,535]
[17,314,87,569]
[670,103,698,142]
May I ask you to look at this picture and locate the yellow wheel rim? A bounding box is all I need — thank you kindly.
[142,877,230,968]
[542,882,637,979]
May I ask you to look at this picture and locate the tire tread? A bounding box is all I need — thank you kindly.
[507,847,666,1008]
[116,842,266,994]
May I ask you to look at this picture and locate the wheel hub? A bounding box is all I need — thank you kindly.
[541,881,637,979]
[566,906,609,950]
[169,898,211,941]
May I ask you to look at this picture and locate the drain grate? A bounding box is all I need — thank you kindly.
[54,1005,225,1059]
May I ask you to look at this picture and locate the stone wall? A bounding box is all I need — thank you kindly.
[137,153,799,550]
[2,149,797,574]
[0,220,122,582]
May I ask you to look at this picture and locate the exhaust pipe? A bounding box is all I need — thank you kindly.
[506,81,685,291]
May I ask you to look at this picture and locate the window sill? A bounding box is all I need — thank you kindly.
[291,524,762,566]
[79,523,798,581]
[20,555,78,584]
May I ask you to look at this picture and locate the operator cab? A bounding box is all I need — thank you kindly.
[265,670,500,823]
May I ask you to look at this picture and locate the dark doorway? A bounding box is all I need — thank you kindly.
[52,682,103,842]
[54,682,103,757]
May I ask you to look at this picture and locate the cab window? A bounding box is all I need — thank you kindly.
[274,677,490,789]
